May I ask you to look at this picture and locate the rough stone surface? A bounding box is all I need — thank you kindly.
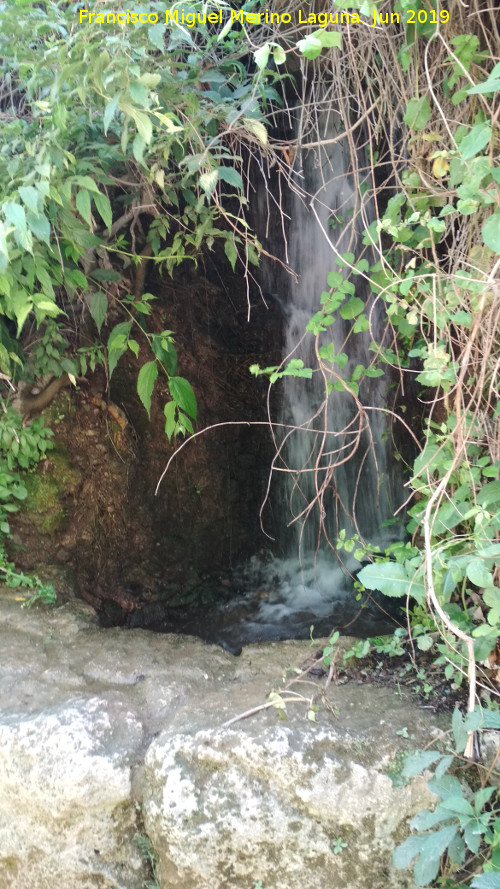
[0,589,442,889]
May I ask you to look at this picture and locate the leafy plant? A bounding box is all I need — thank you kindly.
[0,404,53,533]
[0,541,56,606]
[0,0,281,434]
[393,707,500,886]
[246,7,499,886]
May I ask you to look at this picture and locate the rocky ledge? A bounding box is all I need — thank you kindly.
[0,588,441,889]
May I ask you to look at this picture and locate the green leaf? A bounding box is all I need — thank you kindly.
[137,361,158,418]
[217,166,244,190]
[129,81,149,107]
[296,34,323,61]
[26,212,51,244]
[224,238,238,271]
[71,175,100,194]
[452,706,468,752]
[353,314,369,333]
[89,291,108,333]
[482,213,500,253]
[140,72,161,89]
[163,400,177,440]
[93,191,112,231]
[318,342,334,361]
[403,96,431,131]
[242,117,268,147]
[354,258,370,274]
[459,123,492,160]
[107,321,132,378]
[435,755,454,779]
[108,321,132,351]
[468,63,500,96]
[433,500,469,534]
[473,786,496,813]
[178,410,194,435]
[0,342,10,375]
[3,201,27,231]
[457,198,479,215]
[90,268,121,283]
[312,28,342,49]
[128,339,139,359]
[393,835,426,870]
[132,134,146,167]
[336,251,356,268]
[327,271,343,287]
[466,708,500,731]
[148,23,166,51]
[411,808,452,831]
[10,289,33,334]
[76,190,92,225]
[357,561,425,601]
[168,376,197,421]
[466,559,494,588]
[414,826,459,887]
[402,751,443,779]
[339,296,364,320]
[103,94,120,135]
[472,875,500,889]
[151,335,177,375]
[254,44,270,70]
[395,822,460,885]
[439,795,474,817]
[427,772,464,798]
[283,358,313,378]
[32,295,61,317]
[120,101,153,144]
[199,170,219,194]
[477,481,500,508]
[18,186,41,215]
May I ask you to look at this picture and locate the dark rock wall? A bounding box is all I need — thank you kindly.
[9,265,282,618]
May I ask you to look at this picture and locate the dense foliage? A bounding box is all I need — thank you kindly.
[0,0,283,438]
[251,1,499,885]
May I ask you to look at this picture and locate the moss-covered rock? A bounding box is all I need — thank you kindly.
[22,445,82,535]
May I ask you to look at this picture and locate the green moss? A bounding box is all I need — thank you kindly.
[22,444,81,535]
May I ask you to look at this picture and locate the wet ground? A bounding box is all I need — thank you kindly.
[120,553,404,656]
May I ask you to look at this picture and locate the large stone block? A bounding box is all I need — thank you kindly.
[0,697,144,889]
[143,703,436,889]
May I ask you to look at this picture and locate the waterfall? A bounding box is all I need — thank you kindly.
[277,110,400,556]
[224,108,407,645]
[161,111,406,653]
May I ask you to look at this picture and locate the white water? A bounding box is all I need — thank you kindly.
[277,112,400,554]
[236,109,405,641]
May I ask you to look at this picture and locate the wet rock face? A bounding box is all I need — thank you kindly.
[0,591,440,889]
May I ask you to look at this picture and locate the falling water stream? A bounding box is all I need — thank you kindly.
[144,111,405,653]
[201,109,406,651]
[278,111,397,553]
